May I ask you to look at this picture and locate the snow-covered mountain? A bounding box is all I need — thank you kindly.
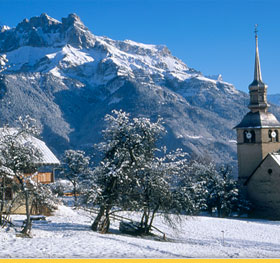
[1,13,280,167]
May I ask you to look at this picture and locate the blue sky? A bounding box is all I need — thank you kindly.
[1,0,280,94]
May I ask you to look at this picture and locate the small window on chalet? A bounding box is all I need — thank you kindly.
[268,169,273,175]
[244,130,255,143]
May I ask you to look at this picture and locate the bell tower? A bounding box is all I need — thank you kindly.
[235,25,280,196]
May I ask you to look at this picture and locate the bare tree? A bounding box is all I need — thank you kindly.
[60,149,90,207]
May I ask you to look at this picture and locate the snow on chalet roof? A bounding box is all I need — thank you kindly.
[0,128,60,165]
[30,136,60,165]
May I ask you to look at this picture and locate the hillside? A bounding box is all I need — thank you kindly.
[268,94,280,106]
[1,13,280,166]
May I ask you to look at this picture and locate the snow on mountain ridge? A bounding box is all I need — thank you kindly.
[0,13,228,89]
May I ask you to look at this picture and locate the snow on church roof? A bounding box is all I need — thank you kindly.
[0,128,60,166]
[270,152,280,167]
[245,152,280,185]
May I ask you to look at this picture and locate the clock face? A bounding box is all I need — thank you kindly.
[246,132,252,139]
[271,131,277,138]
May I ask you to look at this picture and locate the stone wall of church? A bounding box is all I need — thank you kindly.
[247,154,280,219]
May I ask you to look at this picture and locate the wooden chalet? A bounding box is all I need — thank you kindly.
[0,128,60,215]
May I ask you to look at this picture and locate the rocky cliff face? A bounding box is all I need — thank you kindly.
[1,13,279,167]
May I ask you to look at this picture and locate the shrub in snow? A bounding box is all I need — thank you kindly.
[28,179,59,215]
[50,179,73,197]
[184,160,245,217]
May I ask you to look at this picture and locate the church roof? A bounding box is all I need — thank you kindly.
[234,111,280,129]
[252,26,262,84]
[245,152,280,185]
[247,25,269,112]
[270,153,280,166]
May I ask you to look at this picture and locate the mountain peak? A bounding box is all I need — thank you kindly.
[16,13,60,32]
[61,13,86,30]
[65,13,81,23]
[39,13,61,24]
[0,13,94,52]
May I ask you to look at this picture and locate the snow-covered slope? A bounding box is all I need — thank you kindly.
[1,205,280,258]
[1,13,280,166]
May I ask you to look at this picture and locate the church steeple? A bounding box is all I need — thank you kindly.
[254,25,262,83]
[248,24,269,113]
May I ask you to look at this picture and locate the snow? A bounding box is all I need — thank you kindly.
[186,135,203,139]
[123,39,159,51]
[3,46,61,71]
[61,45,94,66]
[108,97,122,105]
[0,25,11,32]
[0,23,242,98]
[0,127,60,165]
[42,13,61,24]
[1,204,280,258]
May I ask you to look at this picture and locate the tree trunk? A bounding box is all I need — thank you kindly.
[73,182,77,208]
[21,189,31,235]
[143,208,150,234]
[140,208,147,228]
[100,208,110,234]
[147,206,159,234]
[91,205,105,231]
[92,177,117,232]
[0,178,4,225]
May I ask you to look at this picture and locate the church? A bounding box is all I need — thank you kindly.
[235,28,280,219]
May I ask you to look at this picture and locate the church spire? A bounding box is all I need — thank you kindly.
[254,24,262,83]
[248,25,269,113]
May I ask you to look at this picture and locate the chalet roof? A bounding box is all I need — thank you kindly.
[29,136,60,165]
[0,128,60,166]
[245,152,280,185]
[234,111,280,129]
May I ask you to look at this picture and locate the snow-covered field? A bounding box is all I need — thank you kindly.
[1,205,280,258]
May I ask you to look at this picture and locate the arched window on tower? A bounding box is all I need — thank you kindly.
[244,130,255,143]
[268,130,279,142]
